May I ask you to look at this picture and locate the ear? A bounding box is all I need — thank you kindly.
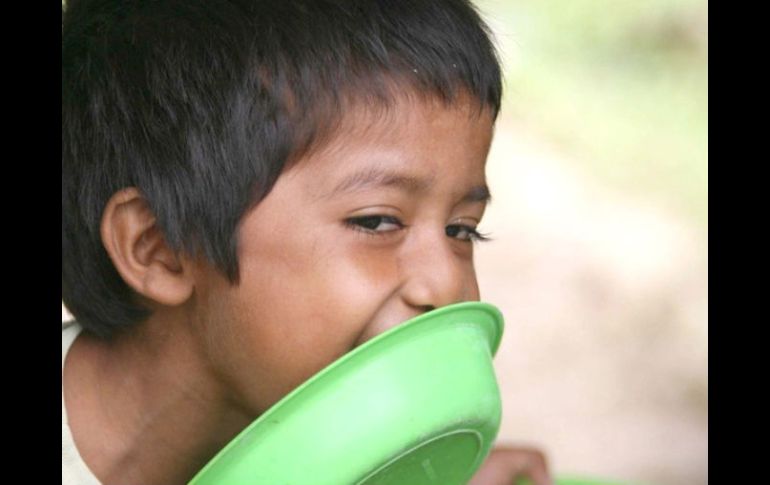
[100,188,194,307]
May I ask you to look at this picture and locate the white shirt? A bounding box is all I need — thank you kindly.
[62,320,102,485]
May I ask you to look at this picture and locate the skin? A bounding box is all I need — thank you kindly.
[63,94,551,485]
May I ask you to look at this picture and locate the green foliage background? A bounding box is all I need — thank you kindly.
[478,0,708,230]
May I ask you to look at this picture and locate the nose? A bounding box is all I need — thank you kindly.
[397,230,479,312]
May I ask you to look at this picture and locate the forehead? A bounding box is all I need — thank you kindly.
[283,95,495,194]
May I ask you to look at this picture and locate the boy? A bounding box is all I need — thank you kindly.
[62,0,551,484]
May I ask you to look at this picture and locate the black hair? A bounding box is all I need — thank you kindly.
[62,0,503,339]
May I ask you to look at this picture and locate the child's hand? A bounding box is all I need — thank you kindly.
[468,445,552,485]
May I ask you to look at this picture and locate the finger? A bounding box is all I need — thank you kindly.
[469,447,547,485]
[489,446,553,485]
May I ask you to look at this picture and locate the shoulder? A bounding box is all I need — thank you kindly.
[62,320,102,485]
[62,320,83,368]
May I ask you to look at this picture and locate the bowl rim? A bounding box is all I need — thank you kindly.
[190,300,504,483]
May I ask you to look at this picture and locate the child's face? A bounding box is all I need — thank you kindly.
[191,96,494,414]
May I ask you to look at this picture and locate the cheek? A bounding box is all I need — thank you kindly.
[240,234,396,322]
[332,240,402,307]
[213,234,401,405]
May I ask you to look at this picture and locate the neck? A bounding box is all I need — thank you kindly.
[63,308,256,485]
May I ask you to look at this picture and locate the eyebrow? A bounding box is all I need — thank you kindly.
[322,166,492,204]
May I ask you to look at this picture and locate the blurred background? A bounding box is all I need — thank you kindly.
[471,1,707,484]
[62,1,707,483]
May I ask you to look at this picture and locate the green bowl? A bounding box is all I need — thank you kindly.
[189,301,505,485]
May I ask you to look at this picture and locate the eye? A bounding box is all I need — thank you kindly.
[445,224,491,243]
[345,215,405,234]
